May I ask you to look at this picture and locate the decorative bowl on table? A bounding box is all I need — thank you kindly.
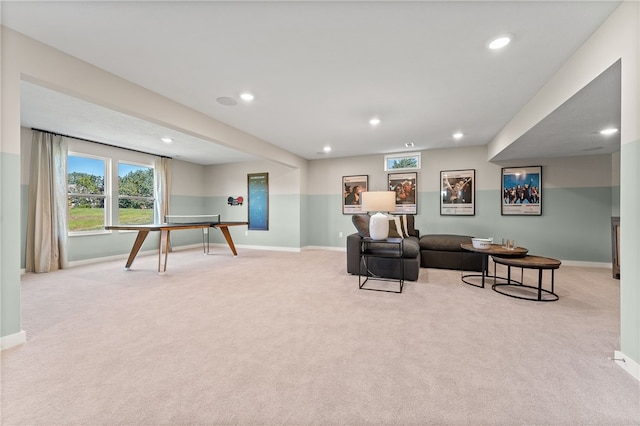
[471,237,493,249]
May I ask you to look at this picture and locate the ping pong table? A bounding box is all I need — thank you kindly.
[105,214,248,273]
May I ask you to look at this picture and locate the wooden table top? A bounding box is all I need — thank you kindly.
[460,243,528,257]
[492,255,561,269]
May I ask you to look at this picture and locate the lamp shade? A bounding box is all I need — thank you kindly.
[361,191,396,240]
[361,191,396,213]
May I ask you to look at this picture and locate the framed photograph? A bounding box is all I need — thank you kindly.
[501,166,542,215]
[388,172,417,214]
[384,152,421,171]
[441,169,475,215]
[342,175,368,214]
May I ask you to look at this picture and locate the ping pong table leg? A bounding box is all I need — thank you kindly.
[218,225,239,256]
[159,229,171,273]
[202,227,210,254]
[125,230,151,269]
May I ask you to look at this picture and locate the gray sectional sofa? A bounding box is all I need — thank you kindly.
[419,234,484,272]
[346,214,484,281]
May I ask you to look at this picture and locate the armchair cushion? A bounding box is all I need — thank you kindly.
[401,236,420,257]
[362,236,420,259]
[352,214,370,238]
[419,234,473,251]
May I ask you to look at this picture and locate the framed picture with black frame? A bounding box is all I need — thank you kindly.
[440,169,475,216]
[342,175,368,214]
[501,166,542,215]
[248,172,269,229]
[388,172,417,214]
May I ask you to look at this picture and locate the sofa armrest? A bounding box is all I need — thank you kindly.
[346,233,363,274]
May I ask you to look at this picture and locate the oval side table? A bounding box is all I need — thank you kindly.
[491,255,561,302]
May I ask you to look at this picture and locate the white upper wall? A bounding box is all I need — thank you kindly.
[204,160,301,197]
[308,144,614,196]
[171,159,205,197]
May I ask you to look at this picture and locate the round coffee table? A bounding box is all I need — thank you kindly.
[491,255,561,302]
[460,243,528,288]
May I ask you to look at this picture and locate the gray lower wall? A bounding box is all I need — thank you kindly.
[204,194,301,249]
[307,187,614,262]
[2,152,22,337]
[620,139,640,368]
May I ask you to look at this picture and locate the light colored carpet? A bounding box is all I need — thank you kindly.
[2,247,639,425]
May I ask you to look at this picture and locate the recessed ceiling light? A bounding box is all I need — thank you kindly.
[453,132,464,140]
[369,117,381,126]
[240,92,254,102]
[488,35,511,50]
[161,137,173,143]
[216,96,237,106]
[323,146,332,153]
[405,142,415,148]
[600,128,618,135]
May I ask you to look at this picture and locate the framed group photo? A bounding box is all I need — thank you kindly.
[342,175,368,214]
[440,169,475,215]
[501,166,542,215]
[388,172,417,214]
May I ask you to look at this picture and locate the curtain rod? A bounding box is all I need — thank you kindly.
[31,128,172,159]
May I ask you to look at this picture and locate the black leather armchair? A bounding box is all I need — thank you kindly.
[346,214,421,281]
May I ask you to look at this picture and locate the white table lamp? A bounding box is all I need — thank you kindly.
[361,191,396,240]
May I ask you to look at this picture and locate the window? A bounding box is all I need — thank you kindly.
[68,154,108,232]
[384,152,421,171]
[67,141,157,234]
[118,162,154,225]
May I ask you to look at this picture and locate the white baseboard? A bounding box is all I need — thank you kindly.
[303,248,614,264]
[230,244,301,253]
[171,243,303,253]
[303,245,345,252]
[68,248,158,268]
[613,350,640,382]
[172,243,203,251]
[67,244,205,268]
[560,260,611,268]
[0,330,26,351]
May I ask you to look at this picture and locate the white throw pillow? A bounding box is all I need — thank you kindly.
[400,214,410,238]
[388,215,404,239]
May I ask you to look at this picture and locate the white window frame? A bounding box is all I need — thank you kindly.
[384,152,421,171]
[67,140,157,236]
[67,151,111,236]
[117,160,156,224]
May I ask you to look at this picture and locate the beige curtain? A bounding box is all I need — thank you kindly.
[26,131,69,273]
[154,157,171,223]
[154,157,172,251]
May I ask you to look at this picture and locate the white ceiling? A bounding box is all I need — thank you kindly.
[493,59,621,161]
[2,1,622,165]
[19,81,260,164]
